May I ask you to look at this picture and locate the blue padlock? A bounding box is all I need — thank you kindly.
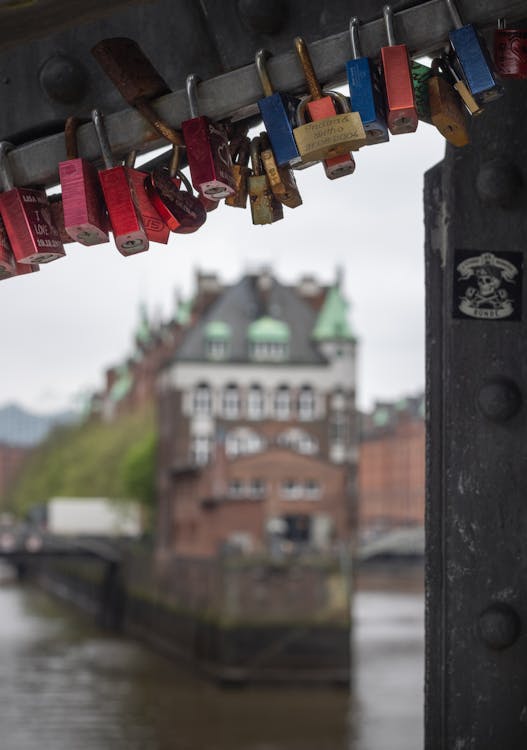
[255,49,301,167]
[445,0,503,104]
[346,17,389,144]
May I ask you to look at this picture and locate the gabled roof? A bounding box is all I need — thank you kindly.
[312,285,355,342]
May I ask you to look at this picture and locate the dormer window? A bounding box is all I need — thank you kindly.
[204,320,230,360]
[248,317,290,362]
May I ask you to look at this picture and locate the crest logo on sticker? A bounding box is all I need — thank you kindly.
[453,250,523,321]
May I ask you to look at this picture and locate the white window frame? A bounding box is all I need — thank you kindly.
[275,386,291,420]
[193,384,211,416]
[223,384,240,419]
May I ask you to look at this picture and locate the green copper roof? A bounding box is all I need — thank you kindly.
[176,298,192,326]
[204,320,231,340]
[135,303,151,346]
[248,316,291,343]
[110,365,133,403]
[373,407,390,427]
[312,286,354,341]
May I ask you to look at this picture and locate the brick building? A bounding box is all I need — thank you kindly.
[358,394,425,535]
[0,442,30,507]
[157,268,358,558]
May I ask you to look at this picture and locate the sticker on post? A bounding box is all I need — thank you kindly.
[453,250,522,321]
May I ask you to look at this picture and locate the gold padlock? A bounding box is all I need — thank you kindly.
[248,137,283,226]
[428,59,470,147]
[226,137,251,209]
[259,132,303,209]
[292,36,367,163]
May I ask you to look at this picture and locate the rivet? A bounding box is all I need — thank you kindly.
[39,54,88,105]
[476,158,523,208]
[478,603,521,650]
[477,377,522,423]
[237,0,287,34]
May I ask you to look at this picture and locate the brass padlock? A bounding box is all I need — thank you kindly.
[248,137,283,226]
[225,137,251,209]
[428,59,470,147]
[292,37,367,163]
[259,132,302,209]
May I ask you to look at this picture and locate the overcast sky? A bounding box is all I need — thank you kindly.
[0,123,445,415]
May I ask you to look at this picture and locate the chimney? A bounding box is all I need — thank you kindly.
[297,274,320,297]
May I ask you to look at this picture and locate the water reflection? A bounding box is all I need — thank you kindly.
[0,567,423,750]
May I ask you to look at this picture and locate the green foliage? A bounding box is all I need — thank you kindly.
[7,408,157,514]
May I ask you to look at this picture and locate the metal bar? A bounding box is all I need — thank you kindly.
[6,0,527,189]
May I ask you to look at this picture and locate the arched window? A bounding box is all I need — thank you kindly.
[191,436,211,465]
[193,383,211,415]
[225,427,266,457]
[298,385,315,421]
[277,428,318,455]
[223,383,240,419]
[274,385,290,420]
[247,384,264,419]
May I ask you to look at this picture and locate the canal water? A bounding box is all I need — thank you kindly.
[0,567,424,750]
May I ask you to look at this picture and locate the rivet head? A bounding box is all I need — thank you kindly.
[478,603,521,650]
[477,377,522,422]
[237,0,287,34]
[39,54,88,105]
[476,158,523,208]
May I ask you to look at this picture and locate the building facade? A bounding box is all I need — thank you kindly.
[157,269,358,558]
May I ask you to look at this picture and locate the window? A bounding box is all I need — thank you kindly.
[305,480,321,500]
[193,383,211,415]
[223,384,240,419]
[281,480,304,500]
[249,478,266,499]
[277,428,318,455]
[330,412,348,444]
[192,436,211,465]
[298,386,315,421]
[206,339,227,360]
[228,479,244,498]
[225,428,265,457]
[275,385,290,420]
[204,320,230,360]
[247,384,264,419]
[251,341,288,361]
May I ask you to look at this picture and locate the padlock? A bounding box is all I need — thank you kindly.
[428,59,470,147]
[181,74,235,199]
[346,17,389,144]
[259,132,302,209]
[293,37,367,162]
[58,117,109,246]
[494,19,527,80]
[225,137,252,209]
[125,151,169,245]
[92,38,183,148]
[0,216,16,279]
[0,142,65,264]
[145,145,207,234]
[13,261,39,276]
[411,61,432,124]
[255,49,301,166]
[49,194,75,245]
[91,109,149,256]
[380,5,418,135]
[248,137,283,226]
[441,55,483,116]
[198,191,220,213]
[444,0,502,104]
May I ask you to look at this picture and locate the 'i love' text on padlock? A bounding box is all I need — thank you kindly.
[124,151,170,245]
[225,138,252,209]
[380,5,418,135]
[248,137,283,226]
[58,117,109,246]
[0,215,16,279]
[0,142,66,264]
[428,59,470,147]
[494,19,527,80]
[145,145,207,235]
[259,132,302,209]
[91,109,148,256]
[346,17,389,144]
[181,74,236,200]
[293,37,367,164]
[441,54,483,116]
[255,49,301,167]
[444,0,502,104]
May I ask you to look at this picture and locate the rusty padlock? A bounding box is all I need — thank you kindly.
[259,132,302,209]
[0,142,65,264]
[226,137,252,209]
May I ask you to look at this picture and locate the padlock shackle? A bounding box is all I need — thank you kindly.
[64,117,82,160]
[0,141,15,191]
[294,37,323,101]
[125,150,137,169]
[497,17,506,29]
[255,49,274,97]
[177,168,193,195]
[237,137,251,168]
[383,5,397,46]
[441,54,460,82]
[444,0,463,29]
[91,109,115,170]
[168,144,181,178]
[186,74,201,119]
[250,137,263,176]
[349,17,362,59]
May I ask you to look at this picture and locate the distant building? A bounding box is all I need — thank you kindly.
[156,268,359,558]
[0,442,30,508]
[358,394,425,535]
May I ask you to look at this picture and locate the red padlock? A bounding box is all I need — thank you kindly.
[49,194,75,246]
[0,215,16,279]
[0,142,66,264]
[494,19,527,79]
[59,117,109,246]
[125,151,170,244]
[91,109,148,256]
[14,261,39,276]
[380,5,418,135]
[181,74,236,200]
